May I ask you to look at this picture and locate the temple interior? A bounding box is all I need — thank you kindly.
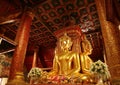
[0,0,120,85]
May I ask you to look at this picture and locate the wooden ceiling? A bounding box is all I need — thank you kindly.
[0,0,104,61]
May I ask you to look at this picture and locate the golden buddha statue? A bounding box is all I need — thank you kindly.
[48,33,80,78]
[48,33,93,80]
[80,34,93,75]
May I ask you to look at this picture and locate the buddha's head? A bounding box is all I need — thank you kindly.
[59,33,73,51]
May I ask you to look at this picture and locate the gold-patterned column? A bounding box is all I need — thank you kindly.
[95,0,120,84]
[8,11,34,80]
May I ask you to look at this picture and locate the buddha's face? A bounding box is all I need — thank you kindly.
[59,34,72,51]
[60,39,70,50]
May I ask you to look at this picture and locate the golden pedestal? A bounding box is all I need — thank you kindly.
[6,72,29,85]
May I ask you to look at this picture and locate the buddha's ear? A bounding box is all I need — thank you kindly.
[55,48,57,54]
[69,40,73,47]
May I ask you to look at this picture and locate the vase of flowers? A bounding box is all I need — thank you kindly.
[90,60,110,83]
[28,67,42,80]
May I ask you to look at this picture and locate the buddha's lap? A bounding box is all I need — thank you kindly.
[47,70,92,79]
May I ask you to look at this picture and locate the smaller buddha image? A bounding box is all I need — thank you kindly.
[80,34,93,75]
